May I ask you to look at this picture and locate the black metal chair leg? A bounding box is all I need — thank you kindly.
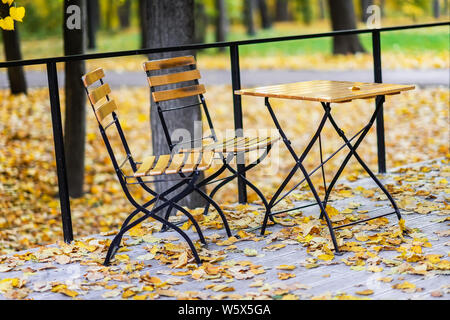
[194,187,232,237]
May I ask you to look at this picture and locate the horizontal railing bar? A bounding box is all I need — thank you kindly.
[125,177,190,184]
[333,211,396,230]
[161,102,202,112]
[173,135,214,146]
[269,201,328,216]
[271,125,367,207]
[0,22,447,69]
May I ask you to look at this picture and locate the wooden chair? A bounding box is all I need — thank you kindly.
[82,68,228,266]
[143,56,279,227]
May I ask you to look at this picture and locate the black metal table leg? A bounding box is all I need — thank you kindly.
[262,98,341,254]
[321,98,402,221]
[261,96,401,255]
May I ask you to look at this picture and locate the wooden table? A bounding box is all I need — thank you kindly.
[236,80,415,254]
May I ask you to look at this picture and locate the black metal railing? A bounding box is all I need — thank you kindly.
[0,21,448,243]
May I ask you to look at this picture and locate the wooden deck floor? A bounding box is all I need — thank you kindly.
[0,158,448,300]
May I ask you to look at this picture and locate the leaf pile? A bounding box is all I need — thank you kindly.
[0,85,448,255]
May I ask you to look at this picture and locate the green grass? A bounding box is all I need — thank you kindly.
[201,26,449,56]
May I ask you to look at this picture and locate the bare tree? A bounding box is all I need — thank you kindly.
[2,26,27,94]
[243,0,256,36]
[298,0,312,25]
[195,0,208,44]
[139,0,148,48]
[145,0,205,209]
[360,0,374,22]
[257,0,272,29]
[379,0,385,17]
[63,0,87,198]
[433,0,440,18]
[328,0,366,54]
[318,0,326,20]
[275,0,289,21]
[118,0,131,29]
[215,0,228,50]
[87,0,99,49]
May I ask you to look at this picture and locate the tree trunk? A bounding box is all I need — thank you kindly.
[105,0,114,30]
[360,0,374,22]
[87,0,99,49]
[63,0,87,198]
[298,0,312,25]
[139,0,148,48]
[146,0,206,210]
[257,0,272,29]
[328,0,366,55]
[318,0,326,20]
[118,0,131,29]
[2,27,27,95]
[379,0,385,17]
[215,0,228,51]
[195,0,208,44]
[244,0,256,36]
[275,0,289,21]
[433,0,440,18]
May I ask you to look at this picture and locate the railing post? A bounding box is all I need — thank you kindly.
[372,29,386,174]
[230,44,247,204]
[46,62,73,243]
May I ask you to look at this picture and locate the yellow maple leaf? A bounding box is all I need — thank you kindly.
[277,272,296,280]
[317,254,334,261]
[0,17,14,31]
[392,281,416,290]
[398,218,407,233]
[276,265,296,270]
[355,289,374,296]
[60,288,79,298]
[122,289,136,299]
[128,224,145,237]
[10,6,25,22]
[114,254,130,262]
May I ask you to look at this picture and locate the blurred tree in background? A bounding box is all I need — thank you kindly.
[63,0,87,198]
[1,0,27,94]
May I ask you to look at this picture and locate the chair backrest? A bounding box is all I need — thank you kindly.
[143,56,217,152]
[82,68,137,174]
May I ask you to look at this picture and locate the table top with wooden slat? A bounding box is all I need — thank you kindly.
[235,80,415,103]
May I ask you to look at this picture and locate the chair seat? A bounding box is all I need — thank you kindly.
[203,135,280,153]
[134,151,215,178]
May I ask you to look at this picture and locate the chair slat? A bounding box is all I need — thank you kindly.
[135,156,156,177]
[89,83,111,105]
[149,155,172,176]
[196,152,215,171]
[152,84,206,102]
[95,99,118,123]
[143,56,196,72]
[180,152,202,173]
[148,70,201,87]
[165,153,187,175]
[83,68,105,87]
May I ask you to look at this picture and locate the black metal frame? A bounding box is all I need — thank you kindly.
[260,95,402,254]
[0,22,446,244]
[83,77,217,266]
[146,60,275,229]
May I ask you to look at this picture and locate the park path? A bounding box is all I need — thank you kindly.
[0,68,448,89]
